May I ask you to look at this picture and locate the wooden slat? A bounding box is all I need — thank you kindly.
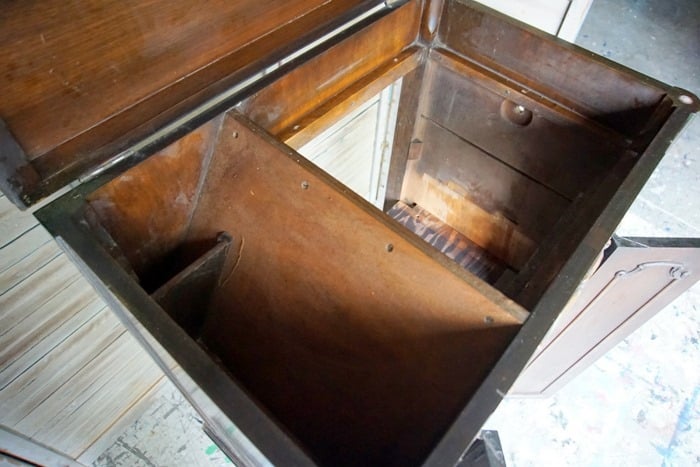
[75,375,168,465]
[0,196,37,249]
[20,332,164,458]
[0,226,52,275]
[0,256,81,329]
[298,97,381,202]
[0,300,105,389]
[0,280,101,374]
[0,426,84,467]
[0,240,61,294]
[0,308,124,426]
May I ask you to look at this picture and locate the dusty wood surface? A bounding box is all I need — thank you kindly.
[87,118,222,285]
[183,112,524,466]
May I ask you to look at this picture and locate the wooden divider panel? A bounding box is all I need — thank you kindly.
[184,112,525,466]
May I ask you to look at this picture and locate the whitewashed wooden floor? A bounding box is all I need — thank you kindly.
[0,193,167,465]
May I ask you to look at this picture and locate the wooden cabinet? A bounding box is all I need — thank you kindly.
[1,1,697,465]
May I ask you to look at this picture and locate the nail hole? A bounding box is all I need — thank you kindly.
[301,181,309,190]
[386,243,394,253]
[679,94,693,105]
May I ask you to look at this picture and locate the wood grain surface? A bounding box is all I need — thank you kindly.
[184,112,524,466]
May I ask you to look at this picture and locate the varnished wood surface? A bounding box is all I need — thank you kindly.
[438,0,669,138]
[425,50,621,203]
[183,113,524,466]
[239,0,422,139]
[0,0,381,205]
[87,118,222,285]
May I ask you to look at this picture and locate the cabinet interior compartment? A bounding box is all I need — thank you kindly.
[59,1,683,465]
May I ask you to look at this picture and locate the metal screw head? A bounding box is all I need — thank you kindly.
[484,316,494,325]
[232,131,239,139]
[301,181,310,190]
[385,243,394,253]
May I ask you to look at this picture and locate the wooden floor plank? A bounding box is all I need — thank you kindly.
[16,332,144,436]
[0,256,81,329]
[32,335,165,457]
[0,299,106,388]
[0,308,124,426]
[0,240,62,294]
[76,376,168,465]
[0,196,37,249]
[0,279,100,372]
[0,225,52,275]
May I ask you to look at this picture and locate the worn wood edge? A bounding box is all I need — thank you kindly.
[282,47,424,148]
[230,110,529,323]
[0,119,40,210]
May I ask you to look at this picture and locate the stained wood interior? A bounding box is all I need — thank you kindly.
[65,1,687,464]
[188,113,524,466]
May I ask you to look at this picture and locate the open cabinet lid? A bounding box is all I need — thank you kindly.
[0,0,400,208]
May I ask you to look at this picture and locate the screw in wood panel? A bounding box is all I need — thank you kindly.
[232,131,239,139]
[301,180,309,190]
[678,94,693,105]
[500,99,533,126]
[484,316,494,325]
[385,243,394,253]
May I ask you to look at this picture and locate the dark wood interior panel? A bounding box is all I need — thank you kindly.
[86,117,222,283]
[438,0,669,138]
[423,54,621,201]
[238,0,422,137]
[184,112,524,466]
[400,117,569,268]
